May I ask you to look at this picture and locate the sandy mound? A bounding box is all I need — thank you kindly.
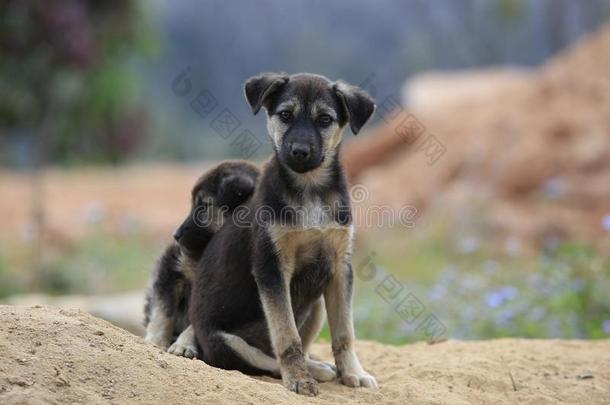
[1,306,609,404]
[344,24,610,248]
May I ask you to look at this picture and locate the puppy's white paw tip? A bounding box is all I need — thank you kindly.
[340,372,378,389]
[167,342,198,359]
[360,375,378,389]
[341,374,361,387]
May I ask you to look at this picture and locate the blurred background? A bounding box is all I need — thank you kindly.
[1,0,610,343]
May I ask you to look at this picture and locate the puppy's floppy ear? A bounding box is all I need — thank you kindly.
[333,80,376,135]
[244,72,289,114]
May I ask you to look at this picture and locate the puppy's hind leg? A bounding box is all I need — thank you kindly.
[200,331,276,376]
[144,244,184,349]
[218,332,335,382]
[218,332,280,377]
[168,325,198,359]
[144,303,174,349]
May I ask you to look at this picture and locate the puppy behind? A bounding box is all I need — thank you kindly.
[144,160,259,358]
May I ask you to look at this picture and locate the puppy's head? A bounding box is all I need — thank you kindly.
[213,161,259,210]
[244,72,375,174]
[173,161,259,260]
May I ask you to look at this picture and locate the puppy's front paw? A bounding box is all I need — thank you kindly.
[284,374,319,396]
[340,370,378,389]
[167,340,198,359]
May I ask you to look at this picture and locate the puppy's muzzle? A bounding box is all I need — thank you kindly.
[283,140,322,173]
[290,142,311,163]
[173,225,188,242]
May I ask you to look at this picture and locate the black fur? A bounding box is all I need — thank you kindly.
[244,72,289,114]
[143,161,259,347]
[175,161,260,261]
[190,154,348,375]
[190,74,374,380]
[333,80,376,135]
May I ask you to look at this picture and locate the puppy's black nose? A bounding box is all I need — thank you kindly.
[290,143,311,162]
[173,225,189,241]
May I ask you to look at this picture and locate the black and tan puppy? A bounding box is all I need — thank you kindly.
[191,73,377,395]
[144,160,259,358]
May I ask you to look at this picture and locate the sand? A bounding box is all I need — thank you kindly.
[1,305,608,404]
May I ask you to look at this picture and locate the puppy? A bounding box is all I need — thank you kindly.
[143,160,259,358]
[191,73,377,395]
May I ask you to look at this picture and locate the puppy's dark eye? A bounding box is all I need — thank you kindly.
[317,114,333,127]
[278,110,293,123]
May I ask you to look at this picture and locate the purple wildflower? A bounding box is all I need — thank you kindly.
[485,291,504,308]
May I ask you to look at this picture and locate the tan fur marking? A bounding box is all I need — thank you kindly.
[258,221,351,393]
[259,284,301,357]
[267,115,287,150]
[258,288,316,394]
[178,253,197,281]
[311,101,338,121]
[324,236,378,388]
[268,225,352,280]
[263,220,352,390]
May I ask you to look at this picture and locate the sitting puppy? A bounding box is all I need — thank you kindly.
[191,73,377,395]
[143,160,259,358]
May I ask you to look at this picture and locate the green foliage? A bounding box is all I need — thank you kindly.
[2,223,608,345]
[0,1,159,165]
[0,230,157,299]
[350,233,610,344]
[43,231,156,295]
[0,250,21,298]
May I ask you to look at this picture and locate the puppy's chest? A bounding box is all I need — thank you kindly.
[271,224,352,308]
[269,201,352,273]
[284,195,337,229]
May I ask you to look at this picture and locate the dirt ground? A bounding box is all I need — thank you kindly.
[1,305,608,404]
[0,164,211,242]
[344,24,610,249]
